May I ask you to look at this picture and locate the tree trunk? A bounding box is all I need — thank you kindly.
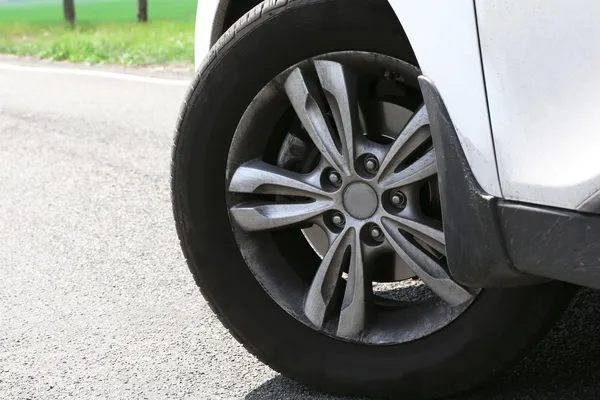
[63,0,75,25]
[137,0,148,22]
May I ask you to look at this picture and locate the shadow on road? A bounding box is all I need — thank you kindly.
[246,376,359,400]
[246,289,600,400]
[461,288,600,400]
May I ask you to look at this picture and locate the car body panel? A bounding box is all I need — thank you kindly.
[194,0,221,68]
[387,0,501,197]
[476,0,600,211]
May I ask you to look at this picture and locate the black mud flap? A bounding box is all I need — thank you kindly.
[420,76,600,289]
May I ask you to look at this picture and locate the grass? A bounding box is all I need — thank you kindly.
[0,0,197,23]
[0,0,197,65]
[0,21,195,65]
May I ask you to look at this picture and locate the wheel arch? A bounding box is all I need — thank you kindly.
[209,0,262,47]
[208,0,409,46]
[200,0,503,199]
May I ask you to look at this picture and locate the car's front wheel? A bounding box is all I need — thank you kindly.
[172,0,575,398]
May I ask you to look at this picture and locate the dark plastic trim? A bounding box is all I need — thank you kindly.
[498,201,600,288]
[420,75,600,290]
[419,76,541,287]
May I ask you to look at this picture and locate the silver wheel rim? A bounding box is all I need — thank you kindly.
[226,52,477,344]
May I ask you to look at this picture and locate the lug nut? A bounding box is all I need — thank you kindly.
[364,155,379,173]
[331,212,345,228]
[390,190,407,208]
[328,170,342,186]
[370,225,384,241]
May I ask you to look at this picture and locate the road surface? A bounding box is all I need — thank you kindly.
[1,57,600,399]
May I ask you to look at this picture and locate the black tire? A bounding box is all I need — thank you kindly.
[172,0,576,398]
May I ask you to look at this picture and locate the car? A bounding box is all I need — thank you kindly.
[171,0,600,398]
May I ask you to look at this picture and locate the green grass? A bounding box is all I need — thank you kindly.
[0,21,195,65]
[0,0,197,23]
[0,0,196,65]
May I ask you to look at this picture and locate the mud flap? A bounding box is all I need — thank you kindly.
[419,76,541,287]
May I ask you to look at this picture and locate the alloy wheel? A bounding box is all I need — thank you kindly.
[226,52,475,344]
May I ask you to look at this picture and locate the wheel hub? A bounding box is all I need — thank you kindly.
[225,51,476,344]
[342,182,378,219]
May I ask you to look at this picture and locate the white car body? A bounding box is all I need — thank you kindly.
[195,0,600,212]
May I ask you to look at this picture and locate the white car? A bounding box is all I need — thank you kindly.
[172,0,600,398]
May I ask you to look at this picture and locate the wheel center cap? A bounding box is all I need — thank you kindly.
[343,182,378,219]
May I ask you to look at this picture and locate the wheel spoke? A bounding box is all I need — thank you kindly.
[284,67,348,174]
[224,53,481,344]
[314,61,359,171]
[304,228,352,328]
[385,213,445,255]
[230,200,332,232]
[338,228,371,338]
[378,105,430,182]
[229,159,330,199]
[380,149,437,189]
[381,218,472,306]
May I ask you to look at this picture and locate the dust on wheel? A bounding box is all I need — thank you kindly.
[226,51,475,344]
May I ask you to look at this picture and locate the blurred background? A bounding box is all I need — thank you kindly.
[0,0,196,66]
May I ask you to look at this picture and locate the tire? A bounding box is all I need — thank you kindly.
[172,0,576,398]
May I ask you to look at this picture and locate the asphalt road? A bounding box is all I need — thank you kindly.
[1,57,600,400]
